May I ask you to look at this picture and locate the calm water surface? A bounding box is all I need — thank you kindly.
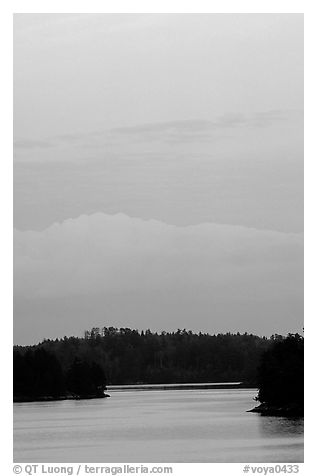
[14,389,303,462]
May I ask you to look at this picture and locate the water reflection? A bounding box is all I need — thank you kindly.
[14,389,304,463]
[257,415,304,437]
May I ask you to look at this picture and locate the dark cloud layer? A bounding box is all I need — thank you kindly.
[14,110,299,150]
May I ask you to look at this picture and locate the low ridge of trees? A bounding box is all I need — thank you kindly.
[13,328,303,407]
[14,327,273,400]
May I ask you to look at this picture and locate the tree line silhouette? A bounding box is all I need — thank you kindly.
[13,348,107,401]
[13,327,303,408]
[255,333,304,415]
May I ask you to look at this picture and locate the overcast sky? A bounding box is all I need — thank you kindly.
[14,13,303,345]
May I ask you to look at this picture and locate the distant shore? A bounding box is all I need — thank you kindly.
[14,382,254,402]
[107,382,251,391]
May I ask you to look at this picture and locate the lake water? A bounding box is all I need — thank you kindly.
[14,388,304,462]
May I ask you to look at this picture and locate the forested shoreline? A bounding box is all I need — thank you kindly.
[13,327,304,414]
[250,333,304,416]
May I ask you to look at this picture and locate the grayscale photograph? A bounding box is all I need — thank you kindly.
[13,13,304,464]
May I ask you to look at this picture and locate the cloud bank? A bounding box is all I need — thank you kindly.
[14,213,303,344]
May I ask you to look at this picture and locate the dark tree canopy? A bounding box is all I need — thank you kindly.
[67,358,106,396]
[256,333,304,412]
[14,327,303,405]
[13,347,106,400]
[14,348,65,398]
[14,327,274,400]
